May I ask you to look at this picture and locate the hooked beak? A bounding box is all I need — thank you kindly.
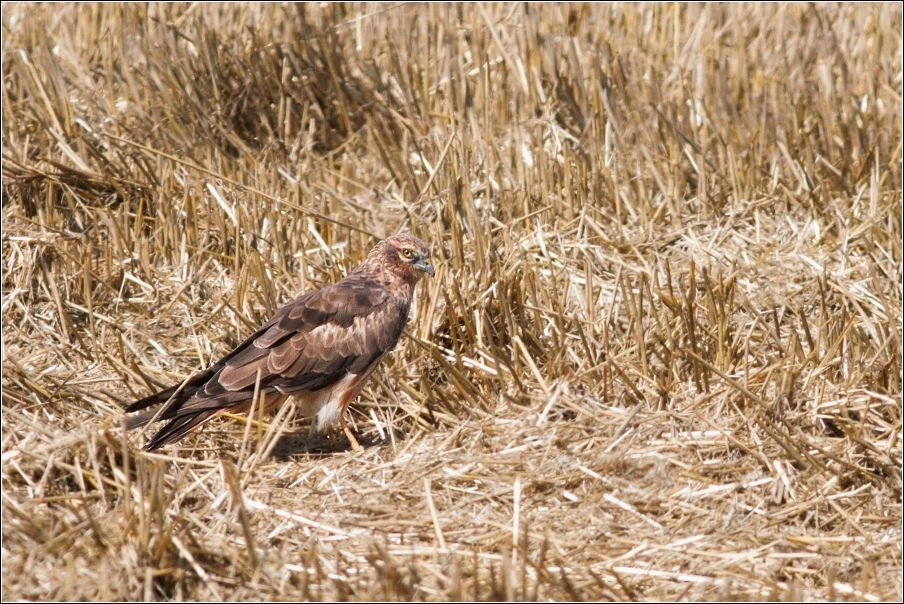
[415,257,435,277]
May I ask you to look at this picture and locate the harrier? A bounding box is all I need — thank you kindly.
[124,234,434,451]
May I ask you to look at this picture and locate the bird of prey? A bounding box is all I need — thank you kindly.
[124,234,434,451]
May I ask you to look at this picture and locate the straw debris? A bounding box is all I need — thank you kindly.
[2,4,901,600]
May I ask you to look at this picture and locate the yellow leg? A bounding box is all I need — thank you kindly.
[339,413,362,452]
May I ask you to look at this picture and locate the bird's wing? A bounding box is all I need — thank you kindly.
[124,275,411,447]
[211,277,407,396]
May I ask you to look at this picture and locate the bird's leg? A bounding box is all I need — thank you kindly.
[339,412,362,452]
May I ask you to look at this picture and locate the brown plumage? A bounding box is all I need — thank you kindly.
[124,234,434,451]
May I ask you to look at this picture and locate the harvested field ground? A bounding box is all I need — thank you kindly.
[2,3,902,601]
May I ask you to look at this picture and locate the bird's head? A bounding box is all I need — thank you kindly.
[377,233,434,283]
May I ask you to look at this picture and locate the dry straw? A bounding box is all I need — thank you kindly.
[2,3,901,600]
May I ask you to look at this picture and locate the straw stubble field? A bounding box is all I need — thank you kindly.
[2,3,901,601]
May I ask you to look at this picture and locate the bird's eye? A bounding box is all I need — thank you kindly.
[402,248,413,258]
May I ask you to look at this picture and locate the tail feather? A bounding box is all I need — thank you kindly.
[124,380,264,450]
[123,368,219,442]
[124,385,180,414]
[144,409,220,451]
[125,367,218,414]
[123,406,166,431]
[124,368,285,450]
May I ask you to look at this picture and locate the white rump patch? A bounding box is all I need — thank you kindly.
[314,373,359,431]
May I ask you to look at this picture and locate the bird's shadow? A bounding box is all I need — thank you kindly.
[268,428,404,459]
